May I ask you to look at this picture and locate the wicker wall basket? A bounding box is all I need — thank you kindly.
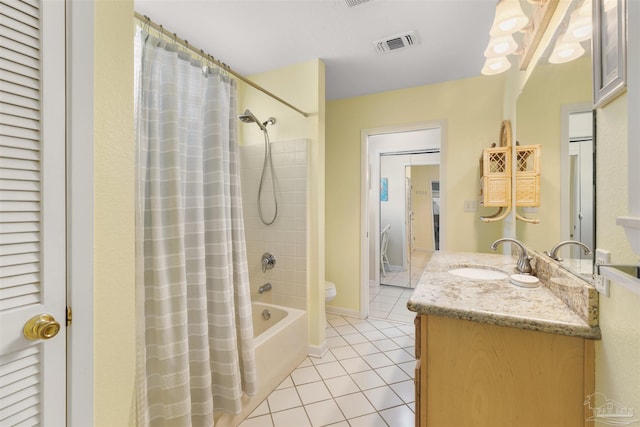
[479,121,541,223]
[515,145,541,207]
[480,146,511,207]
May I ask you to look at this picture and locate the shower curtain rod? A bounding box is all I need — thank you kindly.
[134,12,310,118]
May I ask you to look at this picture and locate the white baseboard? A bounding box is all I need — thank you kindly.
[308,341,328,358]
[326,305,363,319]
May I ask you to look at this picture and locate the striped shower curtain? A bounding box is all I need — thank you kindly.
[134,29,256,426]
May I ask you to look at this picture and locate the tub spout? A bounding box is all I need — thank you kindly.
[258,283,272,294]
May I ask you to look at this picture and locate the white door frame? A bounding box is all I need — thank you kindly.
[360,121,446,318]
[66,1,94,425]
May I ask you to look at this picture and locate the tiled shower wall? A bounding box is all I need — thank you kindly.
[240,139,308,310]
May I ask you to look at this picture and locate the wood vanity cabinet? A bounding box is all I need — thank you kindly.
[414,314,595,427]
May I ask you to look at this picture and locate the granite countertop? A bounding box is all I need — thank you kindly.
[407,252,601,339]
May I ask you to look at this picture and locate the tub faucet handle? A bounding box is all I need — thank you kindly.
[262,252,276,273]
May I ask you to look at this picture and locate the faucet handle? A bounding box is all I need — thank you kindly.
[519,255,534,275]
[261,252,276,273]
[491,238,533,274]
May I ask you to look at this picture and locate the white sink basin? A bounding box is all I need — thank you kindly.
[448,267,509,280]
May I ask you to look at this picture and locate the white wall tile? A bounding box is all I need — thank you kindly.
[240,139,308,309]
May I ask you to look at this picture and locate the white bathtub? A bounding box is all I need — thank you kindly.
[253,303,290,343]
[215,303,307,426]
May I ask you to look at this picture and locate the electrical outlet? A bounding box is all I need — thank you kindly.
[464,200,478,213]
[594,248,611,297]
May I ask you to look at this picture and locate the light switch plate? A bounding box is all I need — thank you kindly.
[594,248,611,297]
[464,200,478,212]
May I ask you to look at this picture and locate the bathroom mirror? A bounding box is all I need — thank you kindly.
[515,0,595,281]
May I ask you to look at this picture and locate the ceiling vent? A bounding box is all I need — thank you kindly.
[344,0,372,7]
[374,31,419,54]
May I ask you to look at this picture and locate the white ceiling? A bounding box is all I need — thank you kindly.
[134,0,497,100]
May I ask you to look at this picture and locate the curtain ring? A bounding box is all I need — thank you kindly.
[200,50,209,75]
[141,15,151,41]
[143,15,150,34]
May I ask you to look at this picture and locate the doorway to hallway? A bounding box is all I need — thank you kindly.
[360,122,445,319]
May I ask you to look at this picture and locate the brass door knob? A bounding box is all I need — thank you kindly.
[23,314,61,340]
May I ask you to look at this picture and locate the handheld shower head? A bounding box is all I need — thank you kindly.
[238,108,279,225]
[238,109,267,131]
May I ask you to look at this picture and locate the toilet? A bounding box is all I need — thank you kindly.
[325,280,336,302]
[325,280,337,327]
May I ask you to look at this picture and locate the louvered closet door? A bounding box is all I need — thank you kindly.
[0,0,67,425]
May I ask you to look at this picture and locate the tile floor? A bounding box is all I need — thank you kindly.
[368,284,415,324]
[239,314,417,427]
[370,250,432,324]
[380,250,432,289]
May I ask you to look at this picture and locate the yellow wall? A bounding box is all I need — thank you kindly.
[326,76,505,312]
[238,60,326,347]
[94,0,136,425]
[516,56,592,250]
[594,93,640,424]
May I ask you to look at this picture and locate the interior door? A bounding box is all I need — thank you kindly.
[0,0,67,425]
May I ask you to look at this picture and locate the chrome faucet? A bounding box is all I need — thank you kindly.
[258,283,272,294]
[545,240,592,261]
[261,252,276,273]
[490,238,533,274]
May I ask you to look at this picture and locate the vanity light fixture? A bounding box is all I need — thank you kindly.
[548,0,591,64]
[481,56,512,75]
[484,34,519,57]
[482,0,530,75]
[549,40,585,63]
[563,0,592,42]
[490,0,530,36]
